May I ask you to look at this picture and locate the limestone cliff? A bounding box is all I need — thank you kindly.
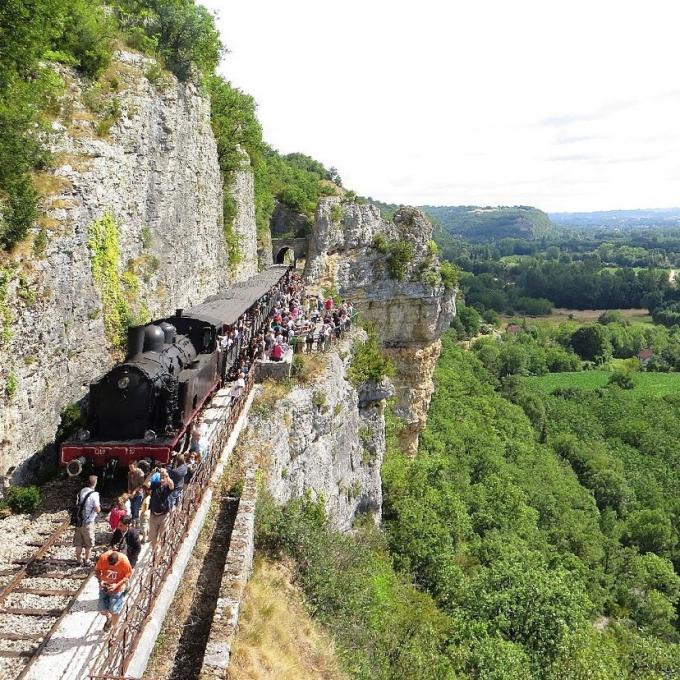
[304,198,456,455]
[0,51,257,480]
[251,332,393,530]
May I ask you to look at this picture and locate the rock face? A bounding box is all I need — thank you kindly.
[252,333,392,530]
[228,155,259,281]
[0,51,257,480]
[304,198,456,455]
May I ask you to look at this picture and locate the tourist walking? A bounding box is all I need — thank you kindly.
[95,550,132,630]
[73,475,100,566]
[109,515,141,567]
[148,468,174,548]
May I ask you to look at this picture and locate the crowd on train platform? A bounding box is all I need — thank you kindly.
[75,270,354,629]
[217,271,354,376]
[75,456,197,628]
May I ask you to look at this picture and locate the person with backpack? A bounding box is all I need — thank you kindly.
[73,475,101,566]
[148,468,174,549]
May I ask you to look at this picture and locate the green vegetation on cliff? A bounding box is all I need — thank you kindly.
[1,0,338,258]
[0,0,227,251]
[88,211,148,349]
[208,75,342,253]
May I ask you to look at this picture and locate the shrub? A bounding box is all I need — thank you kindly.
[291,354,305,378]
[439,260,459,290]
[33,228,48,257]
[420,268,441,287]
[144,63,167,88]
[57,402,85,442]
[4,371,18,400]
[348,327,394,385]
[95,98,122,137]
[4,485,42,514]
[608,371,636,390]
[387,239,414,280]
[312,390,327,408]
[372,232,389,254]
[330,203,344,224]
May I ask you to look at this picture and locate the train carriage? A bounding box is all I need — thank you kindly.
[60,266,291,479]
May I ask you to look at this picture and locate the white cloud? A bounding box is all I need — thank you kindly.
[201,0,680,212]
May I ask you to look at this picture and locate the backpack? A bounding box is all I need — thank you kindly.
[70,489,95,527]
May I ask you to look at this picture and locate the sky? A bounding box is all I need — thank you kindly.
[201,0,680,213]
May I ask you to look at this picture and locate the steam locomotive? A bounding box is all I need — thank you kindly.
[60,266,291,479]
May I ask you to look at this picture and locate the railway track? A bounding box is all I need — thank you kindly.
[0,518,92,678]
[0,506,113,679]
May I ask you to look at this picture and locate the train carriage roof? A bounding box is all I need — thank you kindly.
[179,266,290,328]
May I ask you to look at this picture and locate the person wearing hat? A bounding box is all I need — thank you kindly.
[109,514,141,567]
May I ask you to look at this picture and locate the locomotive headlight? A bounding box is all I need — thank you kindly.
[144,429,157,441]
[117,376,130,390]
[77,429,90,442]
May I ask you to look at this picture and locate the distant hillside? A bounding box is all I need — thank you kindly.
[550,207,680,229]
[421,205,556,242]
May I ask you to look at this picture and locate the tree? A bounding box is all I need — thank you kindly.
[464,556,591,661]
[570,325,612,362]
[457,304,481,339]
[623,509,674,556]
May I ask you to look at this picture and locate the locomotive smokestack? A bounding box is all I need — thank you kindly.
[176,308,183,318]
[127,326,145,359]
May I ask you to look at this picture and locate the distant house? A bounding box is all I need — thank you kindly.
[506,324,522,335]
[638,348,654,364]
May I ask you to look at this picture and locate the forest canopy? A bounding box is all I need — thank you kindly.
[0,0,340,254]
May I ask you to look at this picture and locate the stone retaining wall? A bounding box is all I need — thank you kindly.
[199,464,258,678]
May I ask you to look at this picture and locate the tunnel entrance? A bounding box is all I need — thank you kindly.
[275,247,295,265]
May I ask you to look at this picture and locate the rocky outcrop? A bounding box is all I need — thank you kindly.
[0,51,256,480]
[251,332,392,530]
[304,198,456,455]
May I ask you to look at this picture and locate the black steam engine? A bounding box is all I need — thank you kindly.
[60,266,291,478]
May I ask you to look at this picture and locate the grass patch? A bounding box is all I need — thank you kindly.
[523,370,680,397]
[31,172,72,197]
[252,379,292,417]
[229,557,348,680]
[509,308,655,327]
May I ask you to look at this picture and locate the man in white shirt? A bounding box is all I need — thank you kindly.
[74,475,101,566]
[230,372,246,402]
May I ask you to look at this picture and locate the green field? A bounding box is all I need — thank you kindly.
[523,371,680,397]
[501,308,654,328]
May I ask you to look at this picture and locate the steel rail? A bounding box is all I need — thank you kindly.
[0,518,94,678]
[0,519,71,606]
